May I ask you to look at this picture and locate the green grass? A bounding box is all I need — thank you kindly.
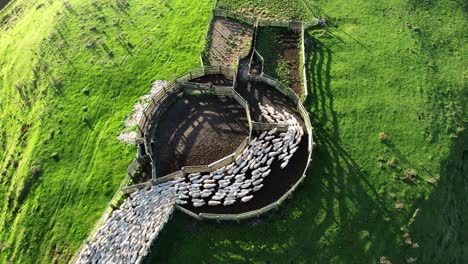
[256,27,295,88]
[1,0,466,263]
[146,0,466,263]
[0,0,211,263]
[217,0,317,20]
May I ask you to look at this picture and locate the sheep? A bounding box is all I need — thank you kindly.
[268,151,279,157]
[188,191,201,198]
[267,157,274,166]
[241,195,254,202]
[203,183,216,189]
[280,160,289,169]
[251,174,261,181]
[211,195,223,201]
[253,179,263,186]
[178,194,189,199]
[201,174,212,180]
[204,179,215,184]
[273,144,282,151]
[268,128,277,135]
[265,135,275,141]
[218,181,230,188]
[261,170,271,177]
[253,184,263,192]
[278,152,288,160]
[191,178,203,184]
[177,191,189,197]
[241,182,252,189]
[251,168,262,176]
[227,166,236,175]
[188,173,201,180]
[290,146,299,155]
[193,202,205,207]
[200,191,212,198]
[236,191,249,198]
[235,178,245,183]
[223,199,236,206]
[259,131,268,140]
[213,174,224,180]
[208,201,221,206]
[176,199,187,205]
[225,163,234,171]
[283,153,293,162]
[192,198,204,203]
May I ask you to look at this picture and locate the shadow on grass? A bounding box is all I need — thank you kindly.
[409,132,467,263]
[144,30,405,263]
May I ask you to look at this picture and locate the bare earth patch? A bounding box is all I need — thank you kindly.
[153,94,249,176]
[208,17,253,67]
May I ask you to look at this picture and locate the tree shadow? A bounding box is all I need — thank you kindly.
[145,28,403,264]
[409,132,467,263]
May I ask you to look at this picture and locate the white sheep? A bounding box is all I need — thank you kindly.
[208,201,221,206]
[241,195,254,203]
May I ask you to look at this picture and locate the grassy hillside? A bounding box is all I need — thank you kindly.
[0,0,465,263]
[147,0,466,263]
[0,0,211,262]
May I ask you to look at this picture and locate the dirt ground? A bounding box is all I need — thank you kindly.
[153,94,249,176]
[280,30,303,96]
[190,74,233,86]
[182,133,309,215]
[208,17,253,67]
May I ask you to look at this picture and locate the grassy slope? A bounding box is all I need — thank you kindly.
[147,0,466,263]
[0,0,211,263]
[217,0,315,20]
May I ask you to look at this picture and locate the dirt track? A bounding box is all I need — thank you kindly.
[153,94,249,176]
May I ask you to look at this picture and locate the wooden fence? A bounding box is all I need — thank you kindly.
[136,66,239,181]
[175,74,315,222]
[251,121,288,132]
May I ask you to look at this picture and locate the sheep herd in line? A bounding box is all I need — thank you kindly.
[173,103,304,208]
[76,183,176,264]
[76,104,304,263]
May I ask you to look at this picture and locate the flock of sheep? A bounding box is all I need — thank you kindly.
[76,104,304,263]
[173,104,304,208]
[76,183,176,264]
